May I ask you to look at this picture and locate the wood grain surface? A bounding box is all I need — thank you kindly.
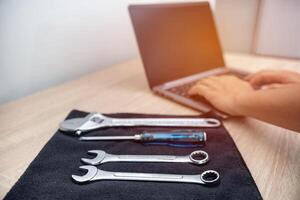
[0,53,300,199]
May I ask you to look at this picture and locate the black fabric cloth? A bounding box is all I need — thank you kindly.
[4,110,262,200]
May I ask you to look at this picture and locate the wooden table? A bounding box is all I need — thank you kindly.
[0,53,300,199]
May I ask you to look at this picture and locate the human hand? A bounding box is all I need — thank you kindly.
[188,75,254,116]
[245,70,300,89]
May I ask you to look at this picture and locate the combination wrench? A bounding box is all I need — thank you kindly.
[81,150,209,165]
[72,165,220,186]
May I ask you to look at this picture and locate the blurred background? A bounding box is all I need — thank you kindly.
[0,0,299,104]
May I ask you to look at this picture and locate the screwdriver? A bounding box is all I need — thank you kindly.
[79,131,206,145]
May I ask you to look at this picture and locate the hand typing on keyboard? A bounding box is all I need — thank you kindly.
[188,75,253,116]
[188,71,300,132]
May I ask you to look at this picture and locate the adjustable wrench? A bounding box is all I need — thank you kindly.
[59,112,221,135]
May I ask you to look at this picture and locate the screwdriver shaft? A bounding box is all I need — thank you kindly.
[79,135,138,141]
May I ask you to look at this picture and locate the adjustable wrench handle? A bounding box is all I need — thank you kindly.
[111,118,221,128]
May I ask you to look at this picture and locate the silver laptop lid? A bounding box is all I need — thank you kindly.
[129,2,225,88]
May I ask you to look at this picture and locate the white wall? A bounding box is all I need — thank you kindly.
[0,0,136,105]
[0,0,215,105]
[215,0,260,53]
[254,0,300,59]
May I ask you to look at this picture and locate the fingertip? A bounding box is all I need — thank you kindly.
[188,85,202,95]
[248,79,259,88]
[244,74,253,81]
[188,87,197,95]
[188,84,209,96]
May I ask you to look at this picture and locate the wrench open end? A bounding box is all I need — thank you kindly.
[72,166,98,183]
[81,150,106,165]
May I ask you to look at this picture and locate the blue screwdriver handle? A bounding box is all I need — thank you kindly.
[140,131,206,144]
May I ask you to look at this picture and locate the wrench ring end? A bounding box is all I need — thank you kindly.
[200,170,220,186]
[189,150,209,165]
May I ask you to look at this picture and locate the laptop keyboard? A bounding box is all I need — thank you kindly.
[167,81,212,105]
[166,70,246,105]
[167,81,196,97]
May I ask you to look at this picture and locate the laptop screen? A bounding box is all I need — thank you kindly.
[129,2,225,88]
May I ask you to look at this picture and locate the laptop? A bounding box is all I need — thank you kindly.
[128,2,247,117]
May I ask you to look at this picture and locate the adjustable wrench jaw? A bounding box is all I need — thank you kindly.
[59,113,111,135]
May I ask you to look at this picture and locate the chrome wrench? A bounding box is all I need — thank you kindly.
[72,166,220,186]
[59,112,221,135]
[81,150,209,165]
